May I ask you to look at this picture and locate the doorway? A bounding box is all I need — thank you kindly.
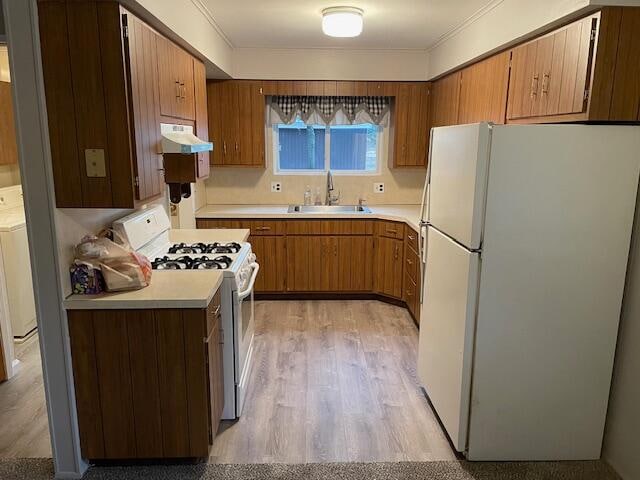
[0,42,51,459]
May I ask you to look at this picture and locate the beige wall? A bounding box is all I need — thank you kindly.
[55,196,168,297]
[0,44,9,82]
[603,203,640,480]
[0,164,19,188]
[233,48,429,81]
[204,126,425,206]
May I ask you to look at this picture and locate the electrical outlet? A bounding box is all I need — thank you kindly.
[373,183,385,193]
[271,182,282,193]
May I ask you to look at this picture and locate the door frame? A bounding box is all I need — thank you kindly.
[3,1,87,478]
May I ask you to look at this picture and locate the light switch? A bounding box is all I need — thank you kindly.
[85,149,106,177]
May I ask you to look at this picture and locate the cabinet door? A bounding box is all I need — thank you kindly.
[374,237,403,298]
[543,29,570,116]
[555,16,596,116]
[124,13,163,201]
[177,48,195,120]
[392,83,410,166]
[431,72,461,127]
[309,236,333,291]
[237,81,253,166]
[193,60,209,178]
[531,34,555,117]
[251,235,286,292]
[335,237,353,291]
[206,308,224,437]
[350,236,374,292]
[249,81,266,167]
[156,35,179,118]
[286,236,310,291]
[220,81,239,165]
[405,83,430,167]
[207,82,224,166]
[458,52,510,124]
[0,82,18,165]
[507,41,539,120]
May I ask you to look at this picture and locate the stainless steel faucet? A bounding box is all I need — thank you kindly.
[325,170,340,205]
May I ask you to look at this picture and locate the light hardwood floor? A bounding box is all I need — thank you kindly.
[0,334,51,458]
[209,300,456,463]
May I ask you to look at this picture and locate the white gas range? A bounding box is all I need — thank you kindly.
[113,205,259,420]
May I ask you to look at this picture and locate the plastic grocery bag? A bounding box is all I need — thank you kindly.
[74,230,152,292]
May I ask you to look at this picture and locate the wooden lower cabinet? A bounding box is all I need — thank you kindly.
[286,235,373,292]
[373,236,404,299]
[403,230,421,323]
[197,218,417,321]
[250,235,286,292]
[67,291,223,460]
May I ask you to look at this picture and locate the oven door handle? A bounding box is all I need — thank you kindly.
[238,262,260,300]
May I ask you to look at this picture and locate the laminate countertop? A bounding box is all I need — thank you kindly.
[63,227,250,310]
[195,205,423,232]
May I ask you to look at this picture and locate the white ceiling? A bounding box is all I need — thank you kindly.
[200,0,496,50]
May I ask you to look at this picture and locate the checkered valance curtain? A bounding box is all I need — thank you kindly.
[270,96,390,125]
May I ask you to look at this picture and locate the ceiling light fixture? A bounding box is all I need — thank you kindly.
[322,6,364,38]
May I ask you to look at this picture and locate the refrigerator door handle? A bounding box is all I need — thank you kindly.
[418,129,434,230]
[419,223,428,304]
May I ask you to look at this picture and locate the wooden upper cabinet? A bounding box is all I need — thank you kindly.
[39,0,156,207]
[431,72,461,128]
[507,15,596,122]
[458,52,510,124]
[0,82,18,166]
[157,37,195,121]
[506,10,640,123]
[123,11,164,201]
[392,83,430,168]
[207,80,265,168]
[38,0,207,208]
[193,59,209,179]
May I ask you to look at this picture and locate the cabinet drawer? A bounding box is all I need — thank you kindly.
[250,220,284,236]
[286,220,373,235]
[405,246,419,283]
[405,227,419,253]
[376,220,405,240]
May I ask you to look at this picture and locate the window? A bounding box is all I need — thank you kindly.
[273,117,380,174]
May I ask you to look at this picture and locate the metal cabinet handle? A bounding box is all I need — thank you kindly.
[223,142,227,155]
[386,229,398,235]
[256,226,271,231]
[407,234,415,241]
[334,245,338,256]
[210,305,221,317]
[175,81,180,99]
[235,142,239,152]
[541,72,550,95]
[530,73,539,99]
[394,245,399,259]
[407,258,413,266]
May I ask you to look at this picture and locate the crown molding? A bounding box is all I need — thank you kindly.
[190,0,235,48]
[427,0,506,52]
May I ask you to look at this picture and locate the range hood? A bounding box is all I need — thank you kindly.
[160,123,213,154]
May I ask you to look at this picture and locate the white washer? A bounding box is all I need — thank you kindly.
[0,185,36,342]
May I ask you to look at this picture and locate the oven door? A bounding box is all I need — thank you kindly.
[233,262,259,416]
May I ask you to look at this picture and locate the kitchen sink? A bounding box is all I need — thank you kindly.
[287,204,372,214]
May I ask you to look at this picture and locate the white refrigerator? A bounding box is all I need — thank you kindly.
[417,123,640,461]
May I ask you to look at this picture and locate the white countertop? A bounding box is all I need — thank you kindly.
[64,270,223,310]
[195,204,423,232]
[64,228,247,310]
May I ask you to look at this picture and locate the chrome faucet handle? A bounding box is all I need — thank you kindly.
[358,197,367,206]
